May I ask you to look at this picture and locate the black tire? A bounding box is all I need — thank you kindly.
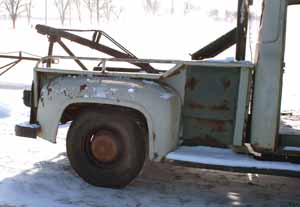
[66,109,146,188]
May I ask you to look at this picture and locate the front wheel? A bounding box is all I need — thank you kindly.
[66,109,146,188]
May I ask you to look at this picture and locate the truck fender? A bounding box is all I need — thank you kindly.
[37,75,182,160]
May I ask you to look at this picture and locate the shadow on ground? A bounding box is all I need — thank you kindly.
[0,150,299,207]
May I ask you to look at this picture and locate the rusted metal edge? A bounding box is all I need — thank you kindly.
[35,24,158,73]
[35,56,254,80]
[37,56,254,68]
[34,67,162,80]
[0,59,21,76]
[191,28,237,60]
[288,0,300,5]
[0,52,40,76]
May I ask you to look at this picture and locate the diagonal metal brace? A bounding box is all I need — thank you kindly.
[57,40,88,70]
[36,24,158,73]
[0,59,21,76]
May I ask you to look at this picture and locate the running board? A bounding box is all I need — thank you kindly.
[166,146,300,177]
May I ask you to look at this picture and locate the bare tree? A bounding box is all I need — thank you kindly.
[144,0,159,15]
[94,0,123,23]
[100,0,119,21]
[72,0,81,22]
[95,0,100,23]
[208,9,220,20]
[170,0,174,14]
[54,0,70,26]
[2,0,25,28]
[83,0,94,24]
[184,1,190,15]
[68,0,71,25]
[183,1,201,16]
[24,0,33,25]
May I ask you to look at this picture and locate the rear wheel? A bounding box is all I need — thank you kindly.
[66,109,146,188]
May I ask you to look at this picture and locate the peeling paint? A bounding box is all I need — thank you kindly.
[210,102,230,111]
[153,132,156,142]
[193,118,227,133]
[94,88,107,98]
[80,84,88,91]
[37,74,181,160]
[223,80,231,89]
[142,80,160,87]
[189,102,205,110]
[185,77,198,91]
[47,87,52,95]
[40,97,44,107]
[110,88,118,93]
[160,93,173,100]
[87,79,100,84]
[128,88,135,93]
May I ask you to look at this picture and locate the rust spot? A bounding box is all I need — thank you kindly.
[209,102,230,111]
[47,87,52,95]
[189,102,205,110]
[40,97,44,107]
[153,132,156,141]
[223,80,231,89]
[80,84,87,91]
[183,135,227,148]
[185,77,198,91]
[194,118,226,133]
[160,70,181,79]
[46,80,54,96]
[91,132,120,163]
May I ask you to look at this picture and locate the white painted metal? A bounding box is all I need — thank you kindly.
[233,67,252,146]
[251,0,288,150]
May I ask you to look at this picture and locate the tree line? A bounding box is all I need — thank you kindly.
[0,0,124,28]
[0,0,238,29]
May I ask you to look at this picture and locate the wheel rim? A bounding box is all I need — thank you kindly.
[88,130,121,165]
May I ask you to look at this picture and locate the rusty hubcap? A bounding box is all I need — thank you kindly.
[90,131,119,163]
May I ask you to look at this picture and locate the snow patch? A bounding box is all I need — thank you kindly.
[167,146,300,172]
[17,122,40,129]
[283,146,300,152]
[207,57,235,63]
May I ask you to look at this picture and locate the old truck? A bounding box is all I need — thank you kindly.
[14,0,300,188]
